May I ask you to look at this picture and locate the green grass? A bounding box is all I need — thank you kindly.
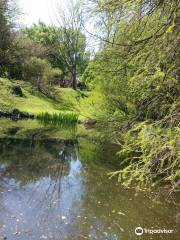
[0,78,81,115]
[0,77,102,122]
[37,111,79,126]
[0,78,59,114]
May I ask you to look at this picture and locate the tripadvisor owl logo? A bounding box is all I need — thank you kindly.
[135,227,144,236]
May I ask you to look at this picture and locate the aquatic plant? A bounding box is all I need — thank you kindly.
[37,111,79,126]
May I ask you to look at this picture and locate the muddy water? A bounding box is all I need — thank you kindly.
[0,138,179,240]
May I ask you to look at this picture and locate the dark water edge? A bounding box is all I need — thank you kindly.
[0,121,179,240]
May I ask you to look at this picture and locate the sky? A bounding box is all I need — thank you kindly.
[18,0,63,26]
[17,0,99,53]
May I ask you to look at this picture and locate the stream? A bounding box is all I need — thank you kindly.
[0,129,179,240]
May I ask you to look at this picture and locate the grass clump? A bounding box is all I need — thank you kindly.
[37,111,79,126]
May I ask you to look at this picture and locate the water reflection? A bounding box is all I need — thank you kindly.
[0,140,83,240]
[0,139,179,240]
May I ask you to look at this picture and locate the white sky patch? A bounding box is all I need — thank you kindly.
[17,0,99,53]
[18,0,63,26]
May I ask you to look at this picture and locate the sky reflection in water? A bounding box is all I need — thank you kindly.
[0,139,179,240]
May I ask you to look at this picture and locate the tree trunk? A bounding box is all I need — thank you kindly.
[72,67,77,90]
[37,76,41,91]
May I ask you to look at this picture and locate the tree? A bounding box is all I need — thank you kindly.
[23,21,90,89]
[7,32,47,80]
[0,0,17,76]
[22,21,66,75]
[56,0,89,89]
[23,57,62,89]
[81,0,180,192]
[84,0,180,119]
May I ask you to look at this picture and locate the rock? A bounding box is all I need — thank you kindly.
[11,109,20,120]
[11,109,35,120]
[83,118,97,127]
[0,108,35,120]
[11,85,24,97]
[0,110,10,118]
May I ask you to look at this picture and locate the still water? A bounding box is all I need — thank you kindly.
[0,137,179,240]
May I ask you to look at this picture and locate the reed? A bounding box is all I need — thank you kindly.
[37,111,79,126]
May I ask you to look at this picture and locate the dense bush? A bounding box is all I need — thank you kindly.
[23,57,62,88]
[7,34,47,79]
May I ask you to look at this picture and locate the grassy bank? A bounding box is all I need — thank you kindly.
[0,77,104,122]
[0,78,78,114]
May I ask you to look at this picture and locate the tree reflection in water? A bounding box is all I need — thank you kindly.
[0,139,84,239]
[27,143,84,226]
[0,138,178,240]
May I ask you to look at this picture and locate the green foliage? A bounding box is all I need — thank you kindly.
[23,57,62,87]
[4,32,62,88]
[85,0,180,120]
[0,0,17,76]
[23,22,90,81]
[37,111,79,126]
[81,61,100,88]
[0,0,11,51]
[0,3,89,90]
[83,0,180,192]
[6,33,47,80]
[110,121,180,192]
[22,22,66,73]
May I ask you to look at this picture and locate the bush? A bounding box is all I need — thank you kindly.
[23,57,62,88]
[7,34,47,79]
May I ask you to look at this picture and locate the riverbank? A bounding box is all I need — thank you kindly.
[0,77,78,112]
[0,77,103,122]
[0,77,179,196]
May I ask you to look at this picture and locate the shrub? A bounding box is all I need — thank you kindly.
[23,57,62,88]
